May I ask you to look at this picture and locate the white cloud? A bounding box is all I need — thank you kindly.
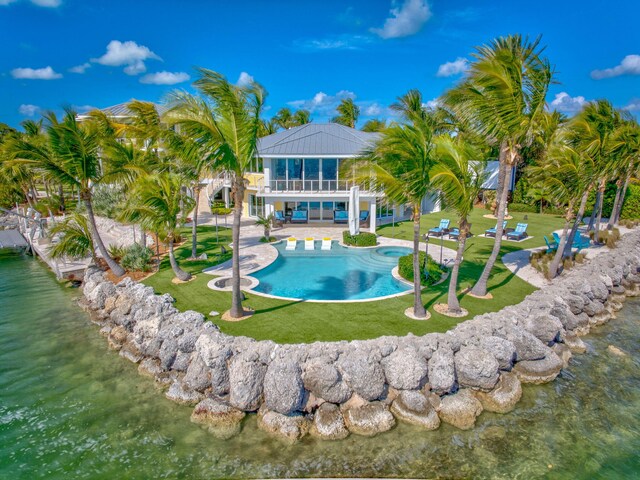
[140,71,190,85]
[69,62,90,74]
[424,98,440,109]
[591,54,640,80]
[288,90,356,114]
[436,57,469,77]
[0,0,18,5]
[72,104,96,113]
[236,71,254,86]
[30,0,61,6]
[18,104,40,116]
[91,40,161,75]
[11,66,62,80]
[364,103,383,116]
[550,92,587,113]
[623,98,640,111]
[371,0,432,39]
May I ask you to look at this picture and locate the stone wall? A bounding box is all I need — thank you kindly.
[80,231,640,442]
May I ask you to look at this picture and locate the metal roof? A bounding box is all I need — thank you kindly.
[78,101,168,119]
[257,123,381,158]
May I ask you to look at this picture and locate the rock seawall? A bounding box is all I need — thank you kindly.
[80,231,640,441]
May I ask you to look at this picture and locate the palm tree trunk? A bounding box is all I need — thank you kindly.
[563,188,590,258]
[613,173,631,224]
[139,226,146,248]
[412,204,427,318]
[82,193,125,276]
[169,237,191,281]
[470,144,512,297]
[230,179,245,318]
[587,189,600,231]
[594,178,606,244]
[607,180,623,230]
[447,219,468,313]
[58,184,65,212]
[191,184,200,259]
[549,199,575,279]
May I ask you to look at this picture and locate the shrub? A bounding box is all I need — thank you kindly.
[620,184,640,220]
[530,250,588,279]
[342,231,377,247]
[107,244,127,261]
[259,236,277,243]
[80,185,126,219]
[398,251,445,286]
[211,201,233,216]
[508,202,538,213]
[588,227,620,248]
[121,243,154,272]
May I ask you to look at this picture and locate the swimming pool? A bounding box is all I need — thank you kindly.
[250,241,413,301]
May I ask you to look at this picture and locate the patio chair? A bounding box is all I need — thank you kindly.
[448,224,472,241]
[428,219,450,237]
[573,234,591,250]
[544,236,558,253]
[290,210,308,224]
[359,210,370,228]
[321,237,332,250]
[333,210,348,224]
[485,221,508,238]
[304,237,315,250]
[273,210,285,228]
[286,237,297,250]
[506,223,528,241]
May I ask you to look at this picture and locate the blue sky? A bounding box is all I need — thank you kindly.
[1,0,639,127]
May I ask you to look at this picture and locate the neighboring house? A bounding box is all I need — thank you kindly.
[76,101,168,123]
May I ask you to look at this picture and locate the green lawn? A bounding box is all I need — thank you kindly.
[142,209,565,344]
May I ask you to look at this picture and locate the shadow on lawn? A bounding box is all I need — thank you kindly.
[251,299,305,315]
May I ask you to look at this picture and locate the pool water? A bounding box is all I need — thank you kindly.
[251,242,412,301]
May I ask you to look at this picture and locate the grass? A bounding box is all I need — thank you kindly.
[142,208,566,344]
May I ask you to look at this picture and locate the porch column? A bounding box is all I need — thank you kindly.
[370,200,377,234]
[223,187,230,208]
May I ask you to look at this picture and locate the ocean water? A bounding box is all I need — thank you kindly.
[1,249,639,479]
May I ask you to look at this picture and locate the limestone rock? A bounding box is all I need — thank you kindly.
[382,348,428,390]
[552,343,572,368]
[479,336,516,371]
[337,352,385,401]
[390,390,440,430]
[503,327,550,361]
[310,402,349,440]
[438,389,483,430]
[521,314,563,345]
[513,352,563,384]
[343,401,396,437]
[302,358,352,404]
[183,354,211,392]
[473,372,522,414]
[454,346,500,391]
[257,405,310,442]
[191,398,245,439]
[138,357,163,377]
[228,355,267,411]
[263,360,305,415]
[428,347,456,394]
[166,381,204,405]
[563,333,587,354]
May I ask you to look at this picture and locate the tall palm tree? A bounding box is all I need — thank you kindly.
[444,34,553,297]
[7,111,126,276]
[293,109,312,126]
[124,173,195,281]
[48,212,97,263]
[608,119,640,228]
[164,68,266,318]
[430,136,485,314]
[361,119,387,132]
[354,91,438,318]
[274,107,294,130]
[332,98,360,128]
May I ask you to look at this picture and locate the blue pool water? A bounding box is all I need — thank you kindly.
[251,242,412,301]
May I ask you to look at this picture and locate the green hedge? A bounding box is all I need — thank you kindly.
[211,201,233,215]
[508,202,538,213]
[342,231,377,247]
[621,184,640,220]
[398,251,445,286]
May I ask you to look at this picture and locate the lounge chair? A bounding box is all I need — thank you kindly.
[428,219,450,237]
[304,237,315,250]
[359,210,370,227]
[544,235,558,253]
[273,210,286,227]
[448,224,472,241]
[333,210,348,224]
[553,232,590,251]
[286,237,297,250]
[485,221,508,238]
[290,210,308,224]
[321,237,332,250]
[506,223,528,241]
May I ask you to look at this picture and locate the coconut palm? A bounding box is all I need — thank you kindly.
[444,34,553,297]
[430,136,485,314]
[354,91,438,318]
[164,68,266,318]
[259,118,279,137]
[332,98,360,128]
[255,213,274,241]
[274,107,294,130]
[124,173,195,281]
[608,119,640,228]
[293,109,312,126]
[48,212,96,263]
[361,119,387,132]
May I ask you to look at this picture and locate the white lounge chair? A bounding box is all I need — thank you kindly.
[304,237,315,250]
[321,237,332,250]
[286,237,297,250]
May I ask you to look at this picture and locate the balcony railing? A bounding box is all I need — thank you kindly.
[260,179,363,193]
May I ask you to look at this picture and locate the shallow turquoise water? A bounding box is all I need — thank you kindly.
[1,249,639,479]
[252,243,412,300]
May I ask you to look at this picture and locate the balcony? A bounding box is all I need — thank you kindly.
[259,179,368,194]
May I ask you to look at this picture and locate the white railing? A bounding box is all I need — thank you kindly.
[260,179,366,193]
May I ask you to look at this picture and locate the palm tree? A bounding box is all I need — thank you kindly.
[255,213,274,240]
[526,183,553,214]
[361,119,387,132]
[354,91,438,318]
[48,212,97,263]
[430,136,485,314]
[332,98,360,128]
[7,111,126,276]
[259,118,279,137]
[444,34,553,297]
[293,109,312,126]
[608,119,640,228]
[165,68,266,318]
[124,173,195,281]
[274,107,294,130]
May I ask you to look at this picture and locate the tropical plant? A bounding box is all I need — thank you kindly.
[332,98,360,128]
[608,119,640,227]
[48,212,96,263]
[164,68,266,317]
[255,213,274,240]
[123,173,194,281]
[361,119,387,132]
[444,34,553,297]
[121,243,154,272]
[293,109,311,126]
[274,107,294,130]
[430,136,485,314]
